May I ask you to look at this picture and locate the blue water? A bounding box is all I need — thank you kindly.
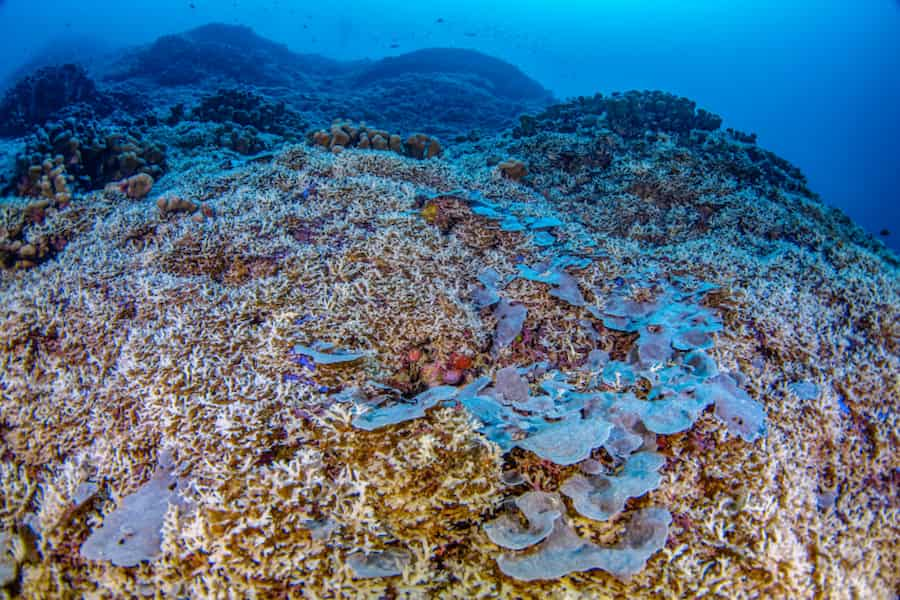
[2,0,898,251]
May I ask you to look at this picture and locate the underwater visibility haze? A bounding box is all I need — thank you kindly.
[0,1,897,598]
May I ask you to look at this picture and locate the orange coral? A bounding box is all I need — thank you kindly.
[114,173,154,199]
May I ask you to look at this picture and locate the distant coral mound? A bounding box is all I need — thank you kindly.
[105,23,344,87]
[352,48,553,102]
[83,24,552,139]
[0,35,114,91]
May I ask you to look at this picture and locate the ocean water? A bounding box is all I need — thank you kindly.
[1,0,898,249]
[0,1,898,598]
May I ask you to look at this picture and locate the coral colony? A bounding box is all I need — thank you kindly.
[0,23,898,599]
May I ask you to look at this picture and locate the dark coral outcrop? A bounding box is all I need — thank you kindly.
[515,91,721,140]
[190,88,306,137]
[0,64,109,136]
[98,25,553,140]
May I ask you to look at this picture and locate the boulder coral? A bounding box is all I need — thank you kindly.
[17,156,72,207]
[190,88,306,137]
[310,120,442,159]
[498,159,528,181]
[156,195,197,216]
[114,173,154,199]
[11,119,167,194]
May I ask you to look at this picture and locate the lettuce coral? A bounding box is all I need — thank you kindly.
[347,549,411,578]
[80,451,189,567]
[484,491,563,550]
[496,507,672,581]
[351,385,458,431]
[560,452,665,521]
[292,341,367,364]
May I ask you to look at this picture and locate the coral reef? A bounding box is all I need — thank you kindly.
[0,64,108,136]
[0,25,897,600]
[0,131,895,596]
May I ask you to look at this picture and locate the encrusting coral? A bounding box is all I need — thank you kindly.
[0,90,898,599]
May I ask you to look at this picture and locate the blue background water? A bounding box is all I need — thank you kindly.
[1,0,898,252]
